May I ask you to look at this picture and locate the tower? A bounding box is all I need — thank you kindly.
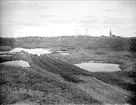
[109,29,112,37]
[86,28,88,36]
[76,29,78,36]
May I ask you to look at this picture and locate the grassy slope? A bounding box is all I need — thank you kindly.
[0,53,132,105]
[1,36,136,104]
[50,48,136,104]
[13,36,130,50]
[50,49,136,105]
[0,53,101,105]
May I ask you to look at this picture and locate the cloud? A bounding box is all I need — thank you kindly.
[1,20,49,27]
[39,14,56,18]
[79,15,104,28]
[1,0,136,37]
[102,16,135,29]
[104,8,116,12]
[0,0,49,11]
[80,16,98,24]
[49,19,76,24]
[78,13,136,32]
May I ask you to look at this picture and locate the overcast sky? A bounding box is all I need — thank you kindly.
[0,0,136,37]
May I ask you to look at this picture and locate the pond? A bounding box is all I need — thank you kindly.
[75,62,121,72]
[0,54,11,57]
[60,52,70,55]
[0,51,9,54]
[1,60,30,67]
[10,48,52,56]
[57,51,70,55]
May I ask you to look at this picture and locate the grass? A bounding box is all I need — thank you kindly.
[1,52,133,104]
[0,46,12,51]
[91,71,136,105]
[60,74,85,83]
[0,55,101,105]
[91,71,136,91]
[49,48,136,105]
[1,36,136,105]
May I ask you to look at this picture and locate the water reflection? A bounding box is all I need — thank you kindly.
[0,54,11,57]
[75,62,121,72]
[10,48,51,56]
[60,52,70,55]
[0,60,30,67]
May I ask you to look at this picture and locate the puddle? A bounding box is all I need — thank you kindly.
[105,104,130,105]
[0,54,12,57]
[57,51,70,55]
[10,48,52,56]
[60,52,70,55]
[0,51,9,54]
[1,60,30,67]
[57,51,64,53]
[75,62,121,72]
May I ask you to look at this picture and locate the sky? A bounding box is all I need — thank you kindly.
[0,0,136,37]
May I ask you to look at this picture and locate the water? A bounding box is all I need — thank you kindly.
[0,54,11,57]
[0,51,9,54]
[60,52,70,55]
[1,60,30,67]
[75,62,121,72]
[57,51,70,55]
[105,104,129,105]
[10,48,52,56]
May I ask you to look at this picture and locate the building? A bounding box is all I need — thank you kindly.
[109,29,112,37]
[109,29,116,37]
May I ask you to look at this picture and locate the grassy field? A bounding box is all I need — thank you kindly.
[0,52,134,105]
[0,36,136,105]
[0,53,101,105]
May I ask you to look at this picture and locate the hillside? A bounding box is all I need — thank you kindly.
[0,36,135,52]
[0,52,133,105]
[13,36,131,51]
[0,36,136,105]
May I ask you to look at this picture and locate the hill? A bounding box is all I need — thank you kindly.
[0,36,136,105]
[0,52,133,105]
[13,36,131,51]
[1,36,135,52]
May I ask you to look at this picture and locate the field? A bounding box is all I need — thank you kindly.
[0,36,136,105]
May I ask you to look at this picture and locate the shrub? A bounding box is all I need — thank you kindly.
[0,46,12,51]
[129,38,136,52]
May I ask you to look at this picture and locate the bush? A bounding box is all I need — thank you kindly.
[0,46,12,51]
[0,37,15,47]
[129,38,136,52]
[95,49,106,55]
